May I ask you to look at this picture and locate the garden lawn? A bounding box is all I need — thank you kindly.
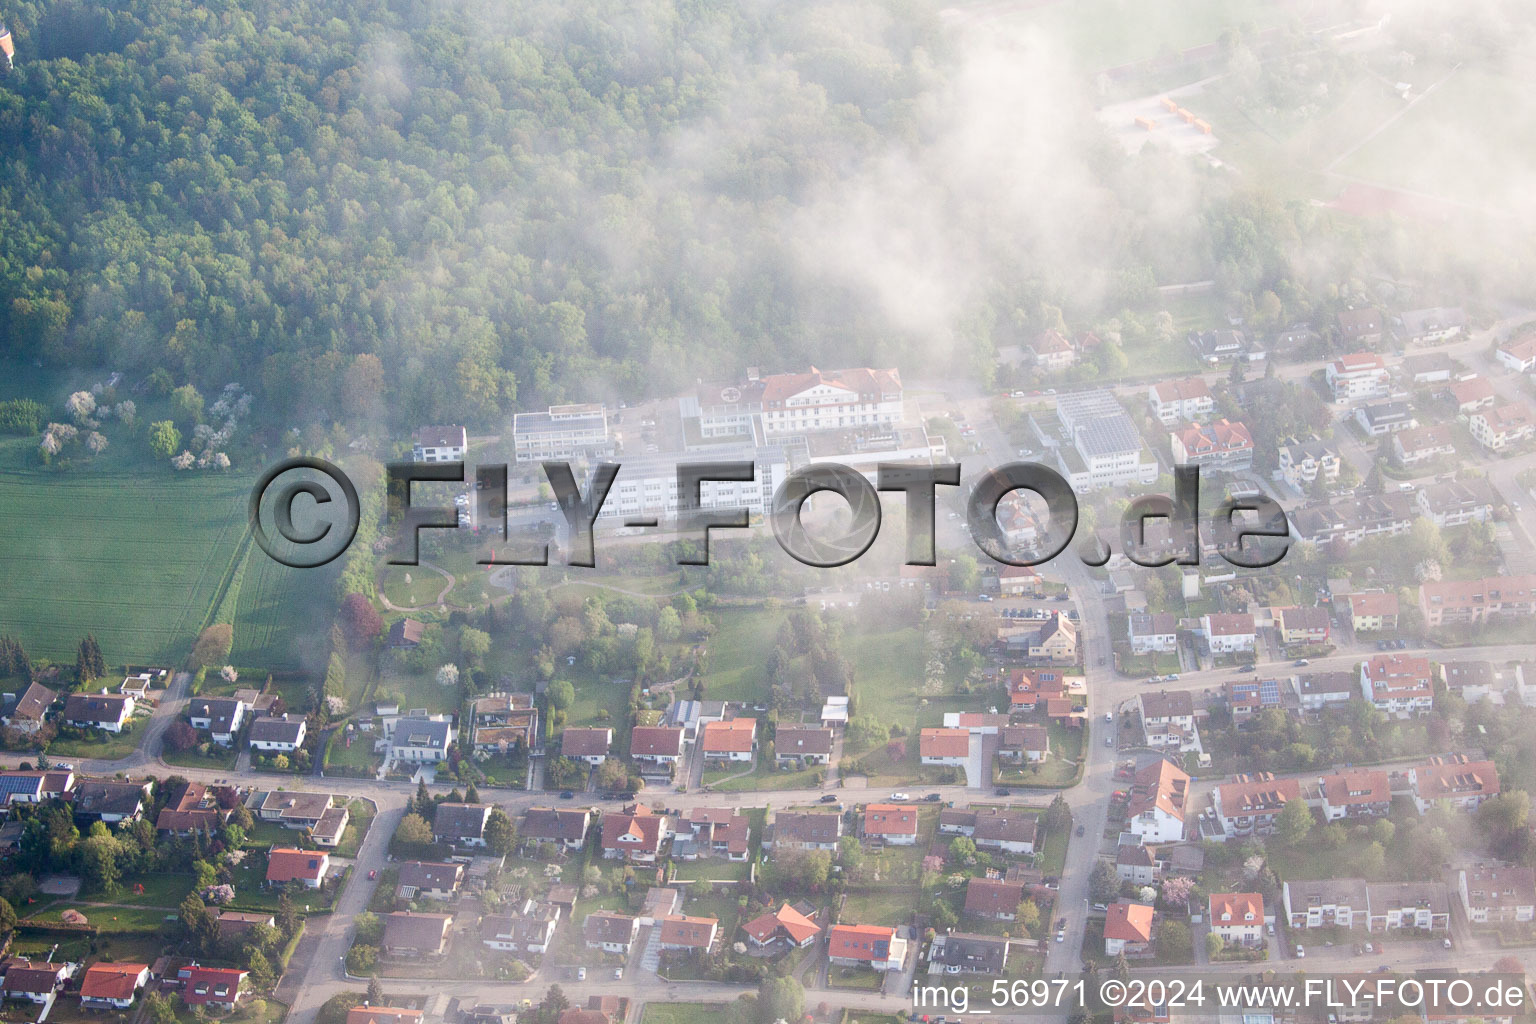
[333,799,377,859]
[827,965,884,990]
[47,718,149,760]
[641,1006,726,1024]
[700,605,786,704]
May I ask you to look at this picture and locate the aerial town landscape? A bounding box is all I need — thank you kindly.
[2,2,1536,1024]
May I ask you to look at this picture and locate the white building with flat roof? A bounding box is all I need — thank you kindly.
[512,404,612,462]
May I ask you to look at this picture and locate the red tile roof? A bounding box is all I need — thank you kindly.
[79,963,148,1001]
[1104,902,1154,943]
[919,728,970,759]
[700,718,756,753]
[863,804,917,836]
[266,847,327,883]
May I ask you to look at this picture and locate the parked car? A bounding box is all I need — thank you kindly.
[1295,945,1305,959]
[924,793,943,802]
[890,792,911,801]
[1294,658,1310,666]
[819,794,839,803]
[1075,824,1085,836]
[1442,937,1452,949]
[614,968,624,980]
[559,790,576,799]
[368,869,377,880]
[995,787,1011,797]
[1166,673,1180,681]
[1105,734,1113,746]
[577,968,586,981]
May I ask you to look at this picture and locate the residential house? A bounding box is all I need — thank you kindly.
[1277,606,1331,646]
[266,848,328,888]
[1278,440,1341,492]
[521,807,592,851]
[1393,425,1456,466]
[972,811,1038,855]
[1495,334,1536,373]
[1364,882,1450,932]
[1399,307,1465,345]
[1226,677,1287,720]
[1007,668,1065,712]
[774,725,834,765]
[72,779,150,822]
[1,961,71,1010]
[863,804,918,846]
[1149,378,1215,425]
[481,913,557,954]
[155,781,231,834]
[1337,308,1385,346]
[999,723,1049,763]
[396,861,464,901]
[383,912,453,957]
[311,805,350,848]
[391,716,453,762]
[1029,330,1076,371]
[1458,864,1536,925]
[1213,774,1300,838]
[1417,480,1497,527]
[1317,769,1392,821]
[1027,613,1077,661]
[1138,690,1199,752]
[1359,654,1435,716]
[79,963,149,1009]
[1354,402,1418,436]
[248,714,306,753]
[1295,671,1358,710]
[386,619,425,649]
[1127,613,1178,655]
[1282,878,1368,930]
[584,911,641,954]
[187,696,246,745]
[0,769,71,806]
[964,877,1026,921]
[1409,756,1499,813]
[658,915,719,952]
[997,565,1042,597]
[1470,404,1535,451]
[742,904,820,949]
[1188,329,1247,363]
[1103,902,1155,956]
[1127,759,1189,844]
[411,426,468,463]
[216,911,275,945]
[257,790,334,829]
[919,728,970,766]
[350,1008,425,1024]
[1347,592,1399,633]
[1208,893,1267,947]
[470,693,538,753]
[629,726,686,770]
[1326,351,1389,401]
[64,692,134,733]
[178,966,248,1011]
[700,718,756,762]
[826,924,906,971]
[929,933,1011,975]
[434,803,493,848]
[3,682,56,733]
[561,727,612,765]
[1115,844,1158,885]
[1419,574,1536,628]
[600,806,669,863]
[674,807,751,861]
[1170,419,1253,472]
[1447,377,1497,415]
[1200,612,1256,653]
[1440,661,1523,703]
[765,812,842,852]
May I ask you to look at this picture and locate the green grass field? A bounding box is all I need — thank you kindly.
[1334,68,1536,209]
[994,0,1291,71]
[0,469,251,662]
[640,1006,726,1024]
[700,606,786,703]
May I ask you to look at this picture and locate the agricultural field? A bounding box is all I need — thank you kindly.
[1332,67,1536,210]
[0,469,251,663]
[986,0,1302,72]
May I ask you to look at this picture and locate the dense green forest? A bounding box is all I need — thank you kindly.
[0,0,1411,432]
